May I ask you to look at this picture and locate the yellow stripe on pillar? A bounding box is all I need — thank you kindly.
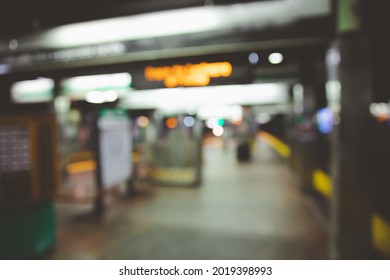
[372,214,390,259]
[312,169,332,198]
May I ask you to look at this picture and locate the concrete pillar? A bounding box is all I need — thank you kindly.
[327,0,390,259]
[329,34,375,259]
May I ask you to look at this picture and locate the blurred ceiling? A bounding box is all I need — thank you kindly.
[0,0,333,75]
[0,0,275,37]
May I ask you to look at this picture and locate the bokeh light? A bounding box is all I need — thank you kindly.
[137,116,149,128]
[165,117,178,129]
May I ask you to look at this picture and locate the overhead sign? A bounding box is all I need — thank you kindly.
[130,54,252,90]
[144,62,232,88]
[1,42,127,68]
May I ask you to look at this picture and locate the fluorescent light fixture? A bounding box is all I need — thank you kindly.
[85,90,119,104]
[86,91,106,104]
[62,72,131,99]
[199,105,240,120]
[11,78,54,103]
[4,0,331,50]
[105,90,118,102]
[231,105,243,121]
[120,83,288,112]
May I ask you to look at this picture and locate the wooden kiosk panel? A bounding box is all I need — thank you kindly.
[0,115,59,208]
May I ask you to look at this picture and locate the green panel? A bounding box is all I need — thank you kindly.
[12,90,53,103]
[338,0,361,33]
[0,201,56,259]
[99,108,128,119]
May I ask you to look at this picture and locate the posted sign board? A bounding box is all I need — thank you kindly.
[98,109,132,188]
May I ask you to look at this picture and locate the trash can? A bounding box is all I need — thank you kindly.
[236,141,251,162]
[0,201,56,259]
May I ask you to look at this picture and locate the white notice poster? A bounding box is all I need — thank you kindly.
[98,114,132,188]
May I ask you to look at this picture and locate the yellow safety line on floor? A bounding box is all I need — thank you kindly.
[67,160,96,174]
[372,214,390,259]
[153,168,196,183]
[258,131,291,158]
[312,169,332,198]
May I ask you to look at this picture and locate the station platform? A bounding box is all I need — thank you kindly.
[47,137,329,260]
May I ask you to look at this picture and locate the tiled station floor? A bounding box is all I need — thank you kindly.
[48,138,329,259]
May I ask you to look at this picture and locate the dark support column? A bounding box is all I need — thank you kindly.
[92,107,106,215]
[296,55,327,193]
[328,0,386,259]
[330,34,375,259]
[296,83,316,192]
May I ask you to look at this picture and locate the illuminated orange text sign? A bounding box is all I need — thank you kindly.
[144,62,233,88]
